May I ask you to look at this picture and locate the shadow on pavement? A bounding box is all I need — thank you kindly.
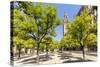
[62,59,94,63]
[18,54,53,64]
[13,55,32,61]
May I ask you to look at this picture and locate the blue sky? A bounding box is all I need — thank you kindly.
[13,2,81,41]
[53,4,81,41]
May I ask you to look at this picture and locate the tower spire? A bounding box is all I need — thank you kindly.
[64,12,68,23]
[63,12,68,35]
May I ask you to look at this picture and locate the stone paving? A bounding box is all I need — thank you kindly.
[13,51,97,66]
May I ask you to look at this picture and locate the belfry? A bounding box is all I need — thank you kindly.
[63,12,68,35]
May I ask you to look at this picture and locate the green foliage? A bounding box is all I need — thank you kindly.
[66,8,96,46]
[12,36,24,48]
[84,33,97,46]
[24,38,35,48]
[49,40,58,49]
[59,34,79,49]
[90,23,97,35]
[11,2,61,63]
[43,36,53,43]
[39,43,46,50]
[61,7,97,50]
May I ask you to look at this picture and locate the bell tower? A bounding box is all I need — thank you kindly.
[63,12,68,35]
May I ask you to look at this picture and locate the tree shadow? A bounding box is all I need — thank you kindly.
[58,52,73,60]
[62,60,93,63]
[58,51,94,63]
[39,54,53,61]
[49,53,55,56]
[20,55,32,59]
[61,55,83,60]
[13,54,32,61]
[86,53,97,56]
[18,57,36,63]
[18,54,53,64]
[70,51,97,57]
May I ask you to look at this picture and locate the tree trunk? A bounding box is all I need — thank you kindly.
[31,48,34,55]
[46,44,49,59]
[61,47,63,53]
[36,42,40,64]
[30,48,32,55]
[82,46,85,61]
[10,46,14,66]
[25,48,28,54]
[18,47,21,59]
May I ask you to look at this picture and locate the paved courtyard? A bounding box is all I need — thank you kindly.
[13,51,97,66]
